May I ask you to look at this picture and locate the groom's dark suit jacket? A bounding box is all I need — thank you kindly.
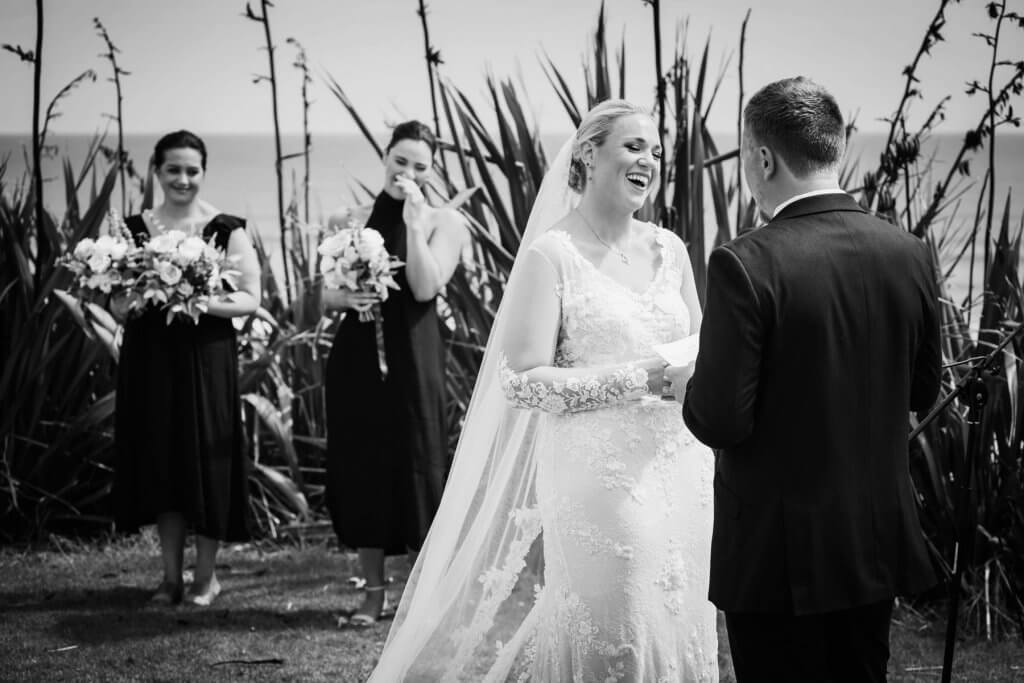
[683,193,941,616]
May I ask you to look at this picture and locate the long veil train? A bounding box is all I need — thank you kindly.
[368,138,578,681]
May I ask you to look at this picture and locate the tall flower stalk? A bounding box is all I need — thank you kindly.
[245,0,291,307]
[642,0,668,221]
[93,18,129,216]
[285,37,312,224]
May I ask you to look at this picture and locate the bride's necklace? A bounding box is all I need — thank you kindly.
[576,208,630,265]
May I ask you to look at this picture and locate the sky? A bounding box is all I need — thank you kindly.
[1,0,1022,137]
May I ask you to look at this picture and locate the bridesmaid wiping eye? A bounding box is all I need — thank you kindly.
[321,120,469,628]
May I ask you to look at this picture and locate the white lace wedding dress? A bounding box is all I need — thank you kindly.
[495,227,718,682]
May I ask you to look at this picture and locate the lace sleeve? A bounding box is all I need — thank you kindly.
[498,354,649,414]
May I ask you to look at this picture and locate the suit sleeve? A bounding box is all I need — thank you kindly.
[683,245,764,449]
[910,242,941,412]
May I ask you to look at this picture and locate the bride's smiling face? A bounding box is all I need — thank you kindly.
[585,114,661,211]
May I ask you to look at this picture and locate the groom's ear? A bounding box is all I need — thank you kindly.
[758,146,777,181]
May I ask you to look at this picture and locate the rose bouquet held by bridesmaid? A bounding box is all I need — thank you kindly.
[323,120,469,627]
[110,130,261,606]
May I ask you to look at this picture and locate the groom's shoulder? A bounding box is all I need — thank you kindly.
[715,226,771,262]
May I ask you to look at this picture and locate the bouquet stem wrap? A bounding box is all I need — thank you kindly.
[359,302,388,379]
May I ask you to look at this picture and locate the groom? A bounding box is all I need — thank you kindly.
[672,77,941,681]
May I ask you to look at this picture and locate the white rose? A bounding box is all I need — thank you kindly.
[156,260,182,286]
[108,239,128,260]
[341,244,359,264]
[320,255,337,275]
[73,238,96,260]
[147,233,175,254]
[317,231,351,258]
[356,229,385,260]
[177,236,207,264]
[93,234,117,258]
[86,272,115,294]
[87,253,111,274]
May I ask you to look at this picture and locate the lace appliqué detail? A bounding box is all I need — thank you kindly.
[655,538,692,616]
[554,497,635,560]
[499,354,648,414]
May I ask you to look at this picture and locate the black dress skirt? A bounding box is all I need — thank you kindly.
[325,192,449,555]
[112,213,252,542]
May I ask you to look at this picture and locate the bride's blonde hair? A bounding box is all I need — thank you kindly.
[568,99,651,193]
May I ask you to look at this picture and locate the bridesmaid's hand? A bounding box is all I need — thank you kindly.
[321,287,381,314]
[395,174,430,233]
[109,291,132,324]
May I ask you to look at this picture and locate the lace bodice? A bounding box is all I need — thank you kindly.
[500,227,692,414]
[544,228,691,367]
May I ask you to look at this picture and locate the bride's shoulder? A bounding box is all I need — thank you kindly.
[646,222,688,256]
[530,217,575,252]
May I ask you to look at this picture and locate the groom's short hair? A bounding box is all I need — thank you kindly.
[744,77,845,177]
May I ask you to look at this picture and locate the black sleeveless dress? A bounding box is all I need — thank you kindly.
[112,213,252,542]
[325,192,449,555]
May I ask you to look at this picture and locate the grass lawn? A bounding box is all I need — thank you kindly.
[0,533,1021,682]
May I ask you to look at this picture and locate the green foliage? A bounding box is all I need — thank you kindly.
[0,153,120,540]
[856,0,1024,640]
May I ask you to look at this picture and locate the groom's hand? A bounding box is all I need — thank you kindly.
[664,362,696,404]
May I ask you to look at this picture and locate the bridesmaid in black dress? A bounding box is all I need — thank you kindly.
[111,130,262,606]
[323,121,469,626]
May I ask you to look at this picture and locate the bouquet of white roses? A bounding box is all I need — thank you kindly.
[317,222,402,320]
[130,228,240,324]
[317,219,403,377]
[61,211,138,298]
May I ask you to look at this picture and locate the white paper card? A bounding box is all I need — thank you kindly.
[653,334,700,366]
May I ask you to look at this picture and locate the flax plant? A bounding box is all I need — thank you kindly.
[855,0,1024,642]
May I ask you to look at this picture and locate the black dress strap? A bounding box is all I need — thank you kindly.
[203,214,246,251]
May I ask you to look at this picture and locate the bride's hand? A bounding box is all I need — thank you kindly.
[395,174,430,232]
[636,356,669,396]
[663,362,696,403]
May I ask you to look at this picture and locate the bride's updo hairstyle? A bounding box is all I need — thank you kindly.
[568,99,649,193]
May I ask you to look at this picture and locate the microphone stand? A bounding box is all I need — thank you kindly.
[908,323,1023,683]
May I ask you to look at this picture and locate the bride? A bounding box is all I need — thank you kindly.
[369,99,718,682]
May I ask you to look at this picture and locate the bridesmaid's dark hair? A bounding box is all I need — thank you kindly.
[153,130,208,170]
[386,120,437,156]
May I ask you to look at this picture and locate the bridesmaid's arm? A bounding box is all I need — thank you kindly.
[404,207,470,302]
[396,177,470,302]
[205,227,262,318]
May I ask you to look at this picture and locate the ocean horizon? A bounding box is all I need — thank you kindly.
[3,130,1024,306]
